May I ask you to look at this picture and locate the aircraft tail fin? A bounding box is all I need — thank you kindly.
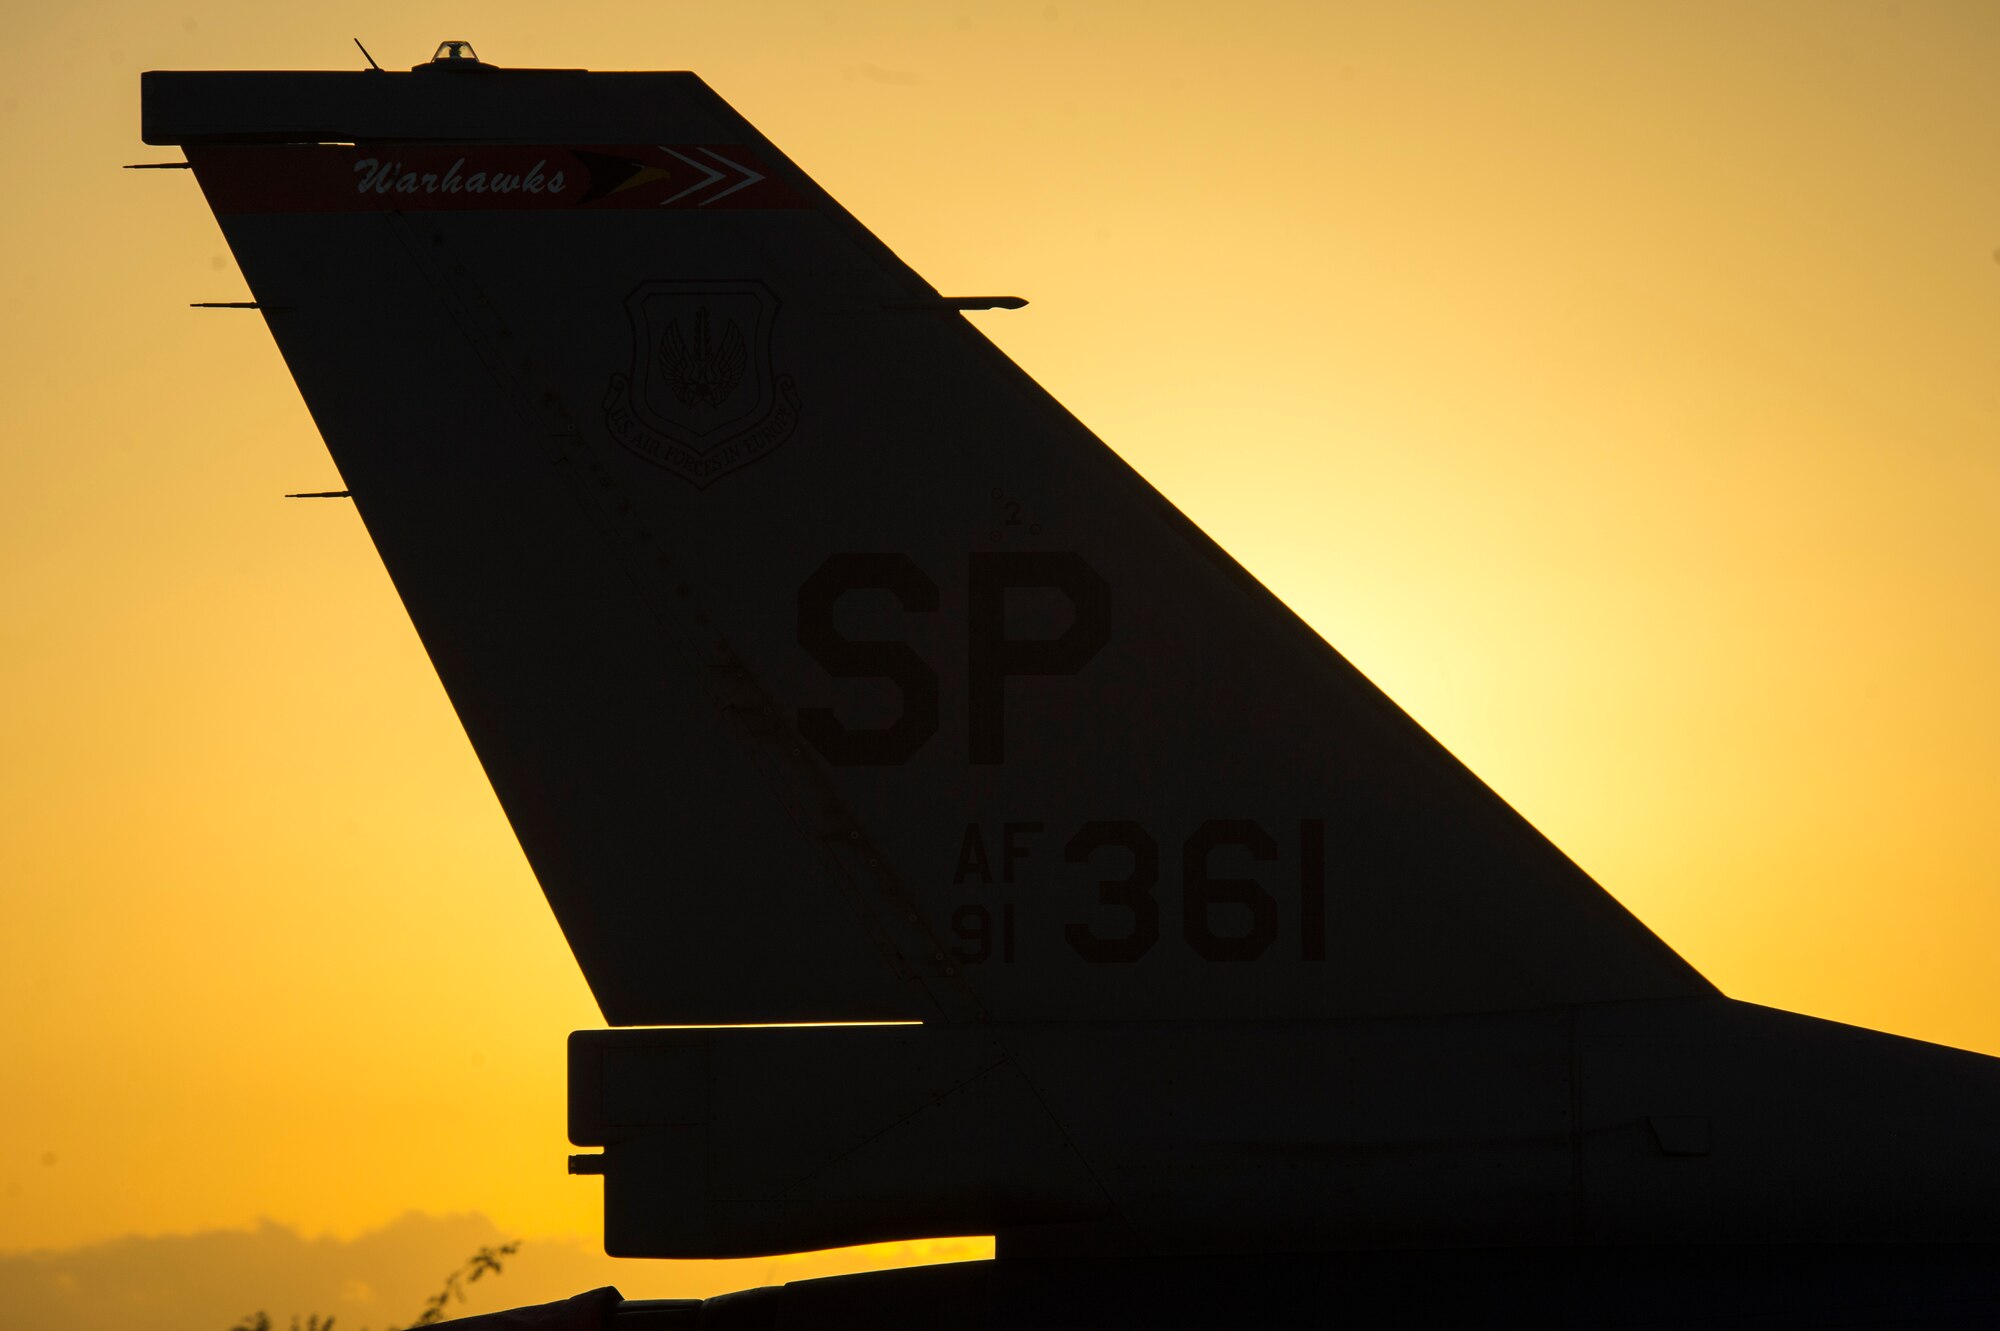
[148,65,1711,1026]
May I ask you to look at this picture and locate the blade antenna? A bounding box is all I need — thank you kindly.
[354,38,383,72]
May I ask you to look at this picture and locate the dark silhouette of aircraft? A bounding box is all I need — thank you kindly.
[142,43,2000,1329]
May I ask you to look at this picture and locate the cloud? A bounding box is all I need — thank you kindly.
[0,1213,989,1331]
[856,62,924,86]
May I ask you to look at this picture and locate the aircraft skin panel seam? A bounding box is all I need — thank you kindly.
[759,1055,1023,1201]
[988,1029,1137,1235]
[1565,1002,1587,1241]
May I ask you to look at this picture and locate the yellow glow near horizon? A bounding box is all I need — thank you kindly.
[2,0,1996,1296]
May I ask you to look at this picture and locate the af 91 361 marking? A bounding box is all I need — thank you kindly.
[949,818,1328,965]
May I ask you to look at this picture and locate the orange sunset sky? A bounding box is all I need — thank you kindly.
[3,0,1997,1318]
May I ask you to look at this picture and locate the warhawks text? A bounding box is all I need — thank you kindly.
[351,157,569,197]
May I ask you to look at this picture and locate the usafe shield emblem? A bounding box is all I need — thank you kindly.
[603,280,801,487]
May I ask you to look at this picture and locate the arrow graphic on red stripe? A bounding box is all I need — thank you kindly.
[659,147,767,206]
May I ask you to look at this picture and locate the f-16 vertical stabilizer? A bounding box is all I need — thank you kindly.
[146,53,2000,1322]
